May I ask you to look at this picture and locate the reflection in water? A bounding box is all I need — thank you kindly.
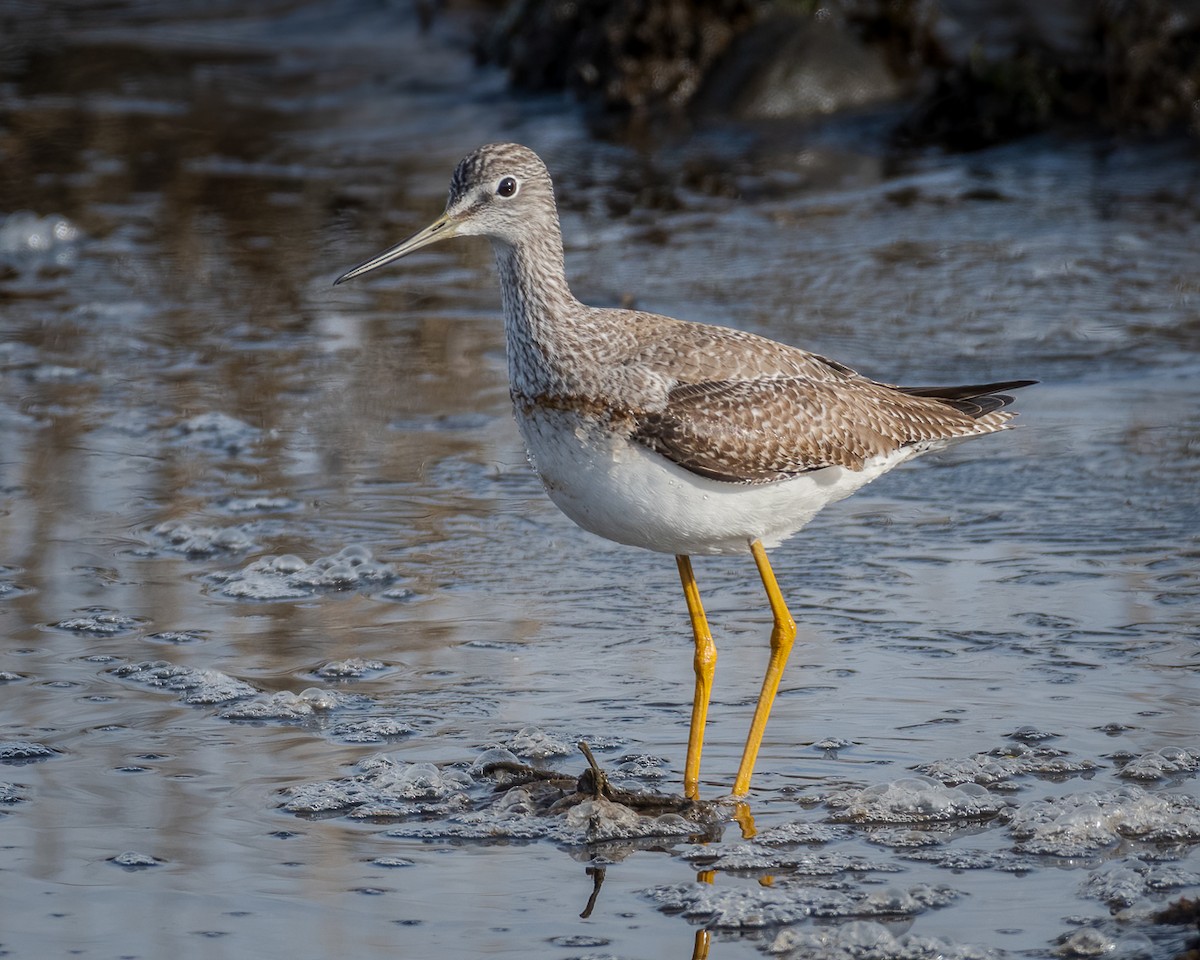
[580,864,606,919]
[1,3,1198,960]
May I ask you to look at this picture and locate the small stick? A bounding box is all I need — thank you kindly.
[577,740,608,798]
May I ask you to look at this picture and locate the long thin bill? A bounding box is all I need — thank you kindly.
[333,212,457,285]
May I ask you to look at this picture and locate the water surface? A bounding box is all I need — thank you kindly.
[2,4,1198,959]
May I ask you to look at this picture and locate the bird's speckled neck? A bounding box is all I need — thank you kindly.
[490,225,588,399]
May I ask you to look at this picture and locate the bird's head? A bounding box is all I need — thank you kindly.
[334,142,555,285]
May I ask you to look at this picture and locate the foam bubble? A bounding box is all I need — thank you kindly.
[282,754,472,818]
[768,919,1003,960]
[502,725,574,759]
[313,658,387,679]
[113,660,258,705]
[918,744,1101,789]
[828,776,1011,824]
[0,781,27,803]
[108,851,161,870]
[149,521,261,558]
[1009,786,1200,856]
[0,741,61,764]
[220,688,361,721]
[644,879,958,930]
[50,610,148,637]
[208,546,400,601]
[1117,747,1200,782]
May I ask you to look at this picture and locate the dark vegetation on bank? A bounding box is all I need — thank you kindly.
[469,0,1200,150]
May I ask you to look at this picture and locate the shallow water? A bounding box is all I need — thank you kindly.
[2,3,1198,959]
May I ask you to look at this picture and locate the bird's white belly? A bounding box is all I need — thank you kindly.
[516,407,912,556]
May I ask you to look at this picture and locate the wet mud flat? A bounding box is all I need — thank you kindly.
[2,3,1200,959]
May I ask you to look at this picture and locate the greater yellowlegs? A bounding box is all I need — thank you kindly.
[335,142,1033,799]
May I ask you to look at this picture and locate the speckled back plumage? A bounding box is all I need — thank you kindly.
[446,143,1030,486]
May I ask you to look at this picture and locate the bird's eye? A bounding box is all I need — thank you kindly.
[496,176,519,198]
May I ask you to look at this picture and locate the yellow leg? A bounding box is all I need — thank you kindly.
[732,540,797,796]
[677,555,716,800]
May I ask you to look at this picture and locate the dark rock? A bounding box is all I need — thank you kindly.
[477,0,1200,148]
[480,0,756,120]
[695,13,905,121]
[894,0,1200,149]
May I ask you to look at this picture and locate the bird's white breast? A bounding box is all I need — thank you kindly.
[515,405,913,556]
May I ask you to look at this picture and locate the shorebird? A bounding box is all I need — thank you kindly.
[335,142,1033,799]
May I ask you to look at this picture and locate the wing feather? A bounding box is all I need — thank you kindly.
[631,375,1028,484]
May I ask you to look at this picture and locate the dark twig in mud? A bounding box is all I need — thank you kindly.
[577,740,609,798]
[475,758,572,787]
[477,741,717,820]
[562,741,705,816]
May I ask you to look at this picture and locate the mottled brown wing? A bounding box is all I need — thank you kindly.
[631,376,990,483]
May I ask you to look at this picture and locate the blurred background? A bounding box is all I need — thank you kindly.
[1,2,1198,959]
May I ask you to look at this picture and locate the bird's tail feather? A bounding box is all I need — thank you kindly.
[898,379,1037,418]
